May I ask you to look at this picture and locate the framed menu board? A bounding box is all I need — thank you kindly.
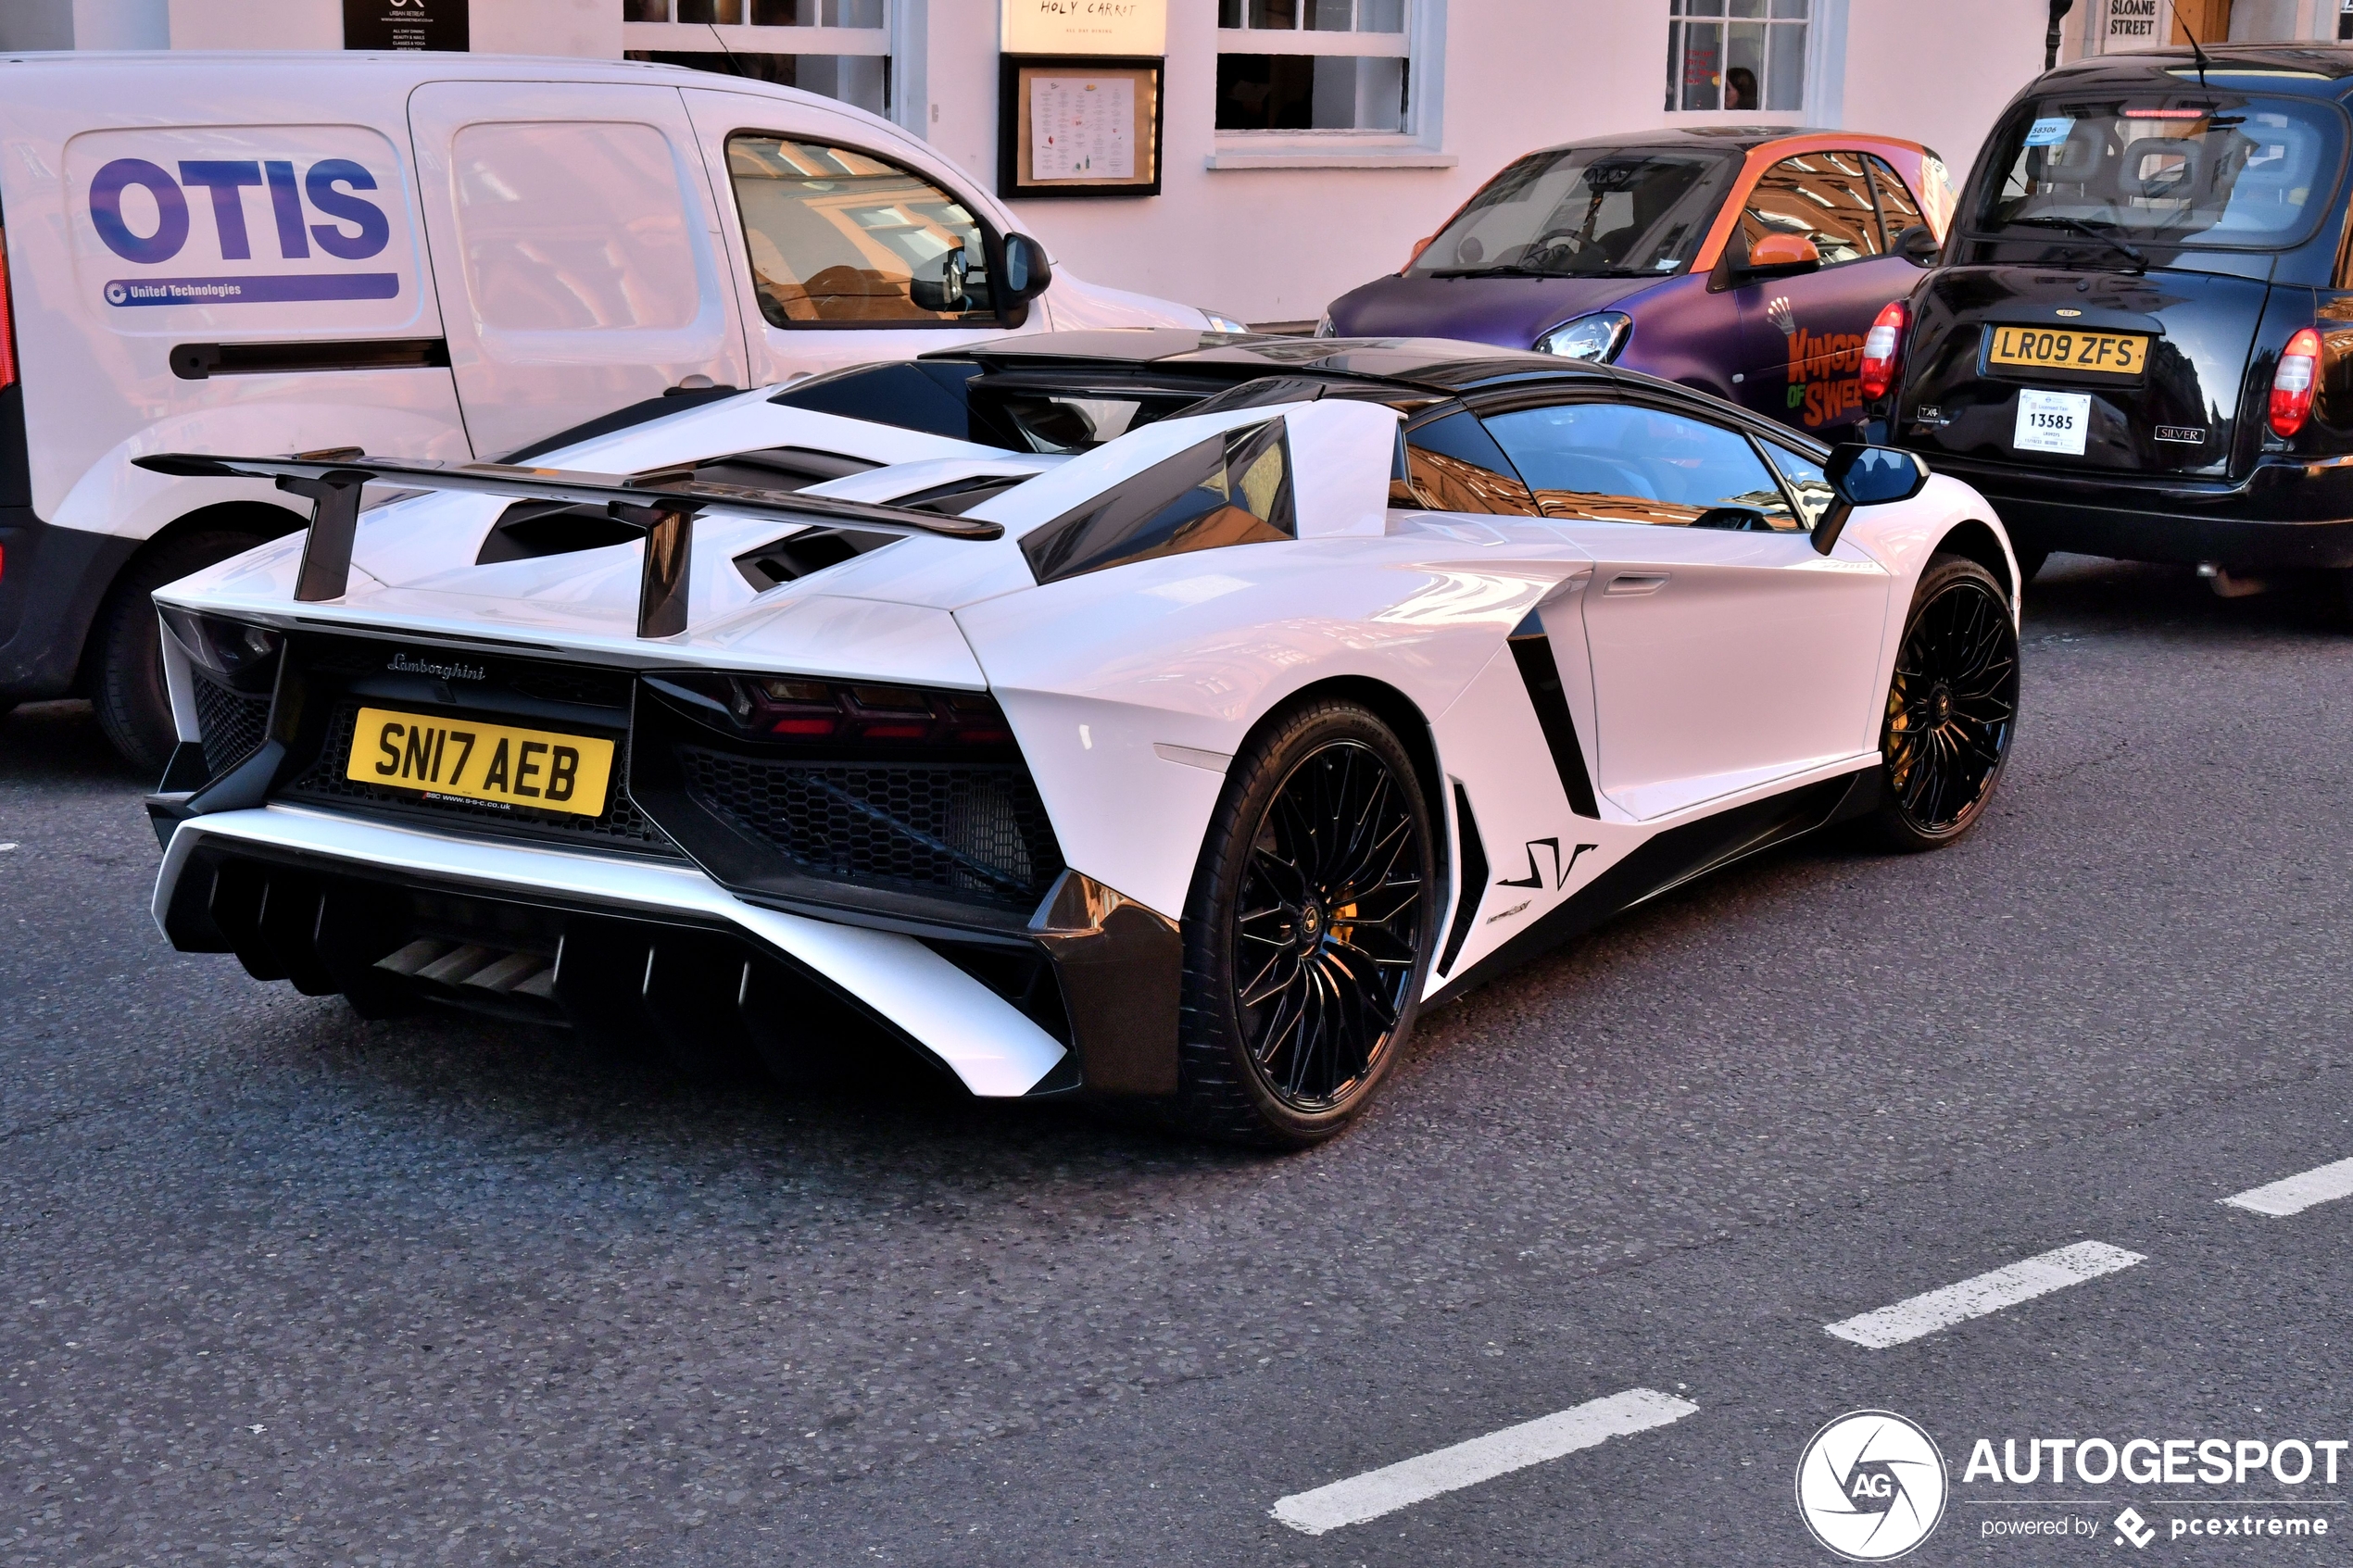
[998,56,1164,199]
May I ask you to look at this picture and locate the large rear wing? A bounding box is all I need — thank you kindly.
[133,448,1002,638]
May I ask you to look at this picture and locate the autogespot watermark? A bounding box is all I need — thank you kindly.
[1961,1433,2340,1549]
[1796,1413,2345,1555]
[1796,1411,1950,1561]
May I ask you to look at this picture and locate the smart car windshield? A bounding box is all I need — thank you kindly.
[1411,146,1740,279]
[1973,93,2346,251]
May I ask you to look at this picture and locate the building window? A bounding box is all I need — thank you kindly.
[1667,0,1807,114]
[623,0,889,118]
[1215,0,1412,133]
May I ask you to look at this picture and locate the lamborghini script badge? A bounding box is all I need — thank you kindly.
[388,652,487,681]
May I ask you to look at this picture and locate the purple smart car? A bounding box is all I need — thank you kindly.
[1321,128,1949,440]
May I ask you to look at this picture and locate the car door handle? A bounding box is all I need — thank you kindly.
[1604,572,1670,596]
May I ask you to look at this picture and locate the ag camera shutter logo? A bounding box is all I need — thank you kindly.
[1796,1410,1949,1561]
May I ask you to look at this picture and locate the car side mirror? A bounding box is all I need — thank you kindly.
[909,249,969,312]
[1000,232,1054,305]
[1893,223,1942,267]
[1812,441,1931,555]
[1739,232,1821,279]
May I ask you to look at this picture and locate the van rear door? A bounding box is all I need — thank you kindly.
[408,82,750,459]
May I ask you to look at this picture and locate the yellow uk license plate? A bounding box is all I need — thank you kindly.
[1987,324,2149,377]
[346,707,613,817]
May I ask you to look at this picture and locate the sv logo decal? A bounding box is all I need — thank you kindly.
[1496,837,1598,891]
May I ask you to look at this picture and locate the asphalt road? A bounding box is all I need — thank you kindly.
[5,554,2353,1567]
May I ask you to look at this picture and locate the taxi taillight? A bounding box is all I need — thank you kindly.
[2270,327,2322,438]
[1858,300,1906,400]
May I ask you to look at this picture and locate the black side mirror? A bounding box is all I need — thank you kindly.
[1812,441,1931,555]
[1000,232,1054,305]
[1893,223,1942,267]
[910,249,969,312]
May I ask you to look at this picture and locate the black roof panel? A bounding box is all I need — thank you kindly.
[2031,42,2353,94]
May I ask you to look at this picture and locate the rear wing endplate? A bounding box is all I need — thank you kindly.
[133,448,1002,639]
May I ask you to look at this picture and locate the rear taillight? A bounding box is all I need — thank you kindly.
[1858,300,1906,400]
[2270,327,2322,438]
[647,671,1019,755]
[0,223,16,391]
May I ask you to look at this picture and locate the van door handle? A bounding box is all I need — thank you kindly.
[1604,572,1670,596]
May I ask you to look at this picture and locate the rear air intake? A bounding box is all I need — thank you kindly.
[630,671,1068,927]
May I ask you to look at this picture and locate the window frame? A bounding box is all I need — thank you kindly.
[623,2,894,119]
[716,130,1026,333]
[1665,0,1812,119]
[1211,0,1452,164]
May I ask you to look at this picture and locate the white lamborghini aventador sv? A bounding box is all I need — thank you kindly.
[139,332,2021,1146]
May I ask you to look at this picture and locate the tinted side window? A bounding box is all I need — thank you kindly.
[1480,403,1801,531]
[1866,155,1925,244]
[726,135,997,328]
[1400,410,1537,514]
[769,360,1017,447]
[1740,152,1884,266]
[1023,420,1294,585]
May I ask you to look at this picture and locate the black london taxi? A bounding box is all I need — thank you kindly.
[1880,44,2353,594]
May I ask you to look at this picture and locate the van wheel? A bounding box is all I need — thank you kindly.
[91,530,270,773]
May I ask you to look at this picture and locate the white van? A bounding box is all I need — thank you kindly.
[0,51,1233,766]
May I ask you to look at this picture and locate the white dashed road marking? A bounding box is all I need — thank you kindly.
[2221,1156,2353,1217]
[1823,1241,2145,1349]
[1269,1386,1699,1536]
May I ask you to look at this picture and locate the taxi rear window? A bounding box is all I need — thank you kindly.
[1973,93,2346,251]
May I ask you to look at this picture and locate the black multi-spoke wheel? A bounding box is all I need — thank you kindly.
[1868,555,2018,850]
[1174,700,1435,1146]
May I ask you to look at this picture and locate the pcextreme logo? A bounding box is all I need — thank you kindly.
[1796,1410,1949,1561]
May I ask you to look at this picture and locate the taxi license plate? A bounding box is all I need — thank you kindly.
[1987,324,2149,377]
[346,707,613,817]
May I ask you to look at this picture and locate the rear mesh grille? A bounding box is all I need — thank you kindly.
[282,696,680,857]
[192,674,271,774]
[675,746,1063,909]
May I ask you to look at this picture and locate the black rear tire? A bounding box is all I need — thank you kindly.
[1169,698,1437,1148]
[90,529,270,773]
[1862,554,2019,852]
